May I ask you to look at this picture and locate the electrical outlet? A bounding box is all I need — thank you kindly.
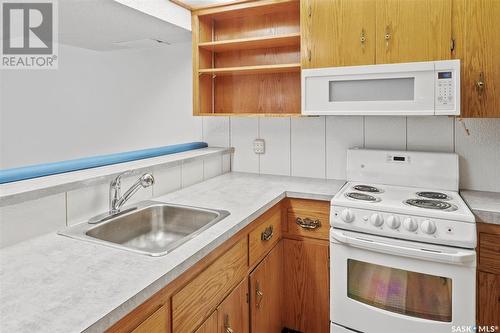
[253,139,265,154]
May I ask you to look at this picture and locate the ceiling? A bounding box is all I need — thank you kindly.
[58,0,191,51]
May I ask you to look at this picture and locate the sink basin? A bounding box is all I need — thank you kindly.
[59,201,230,256]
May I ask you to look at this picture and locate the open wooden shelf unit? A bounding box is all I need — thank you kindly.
[192,0,301,116]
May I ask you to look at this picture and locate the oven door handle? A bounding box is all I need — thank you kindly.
[331,229,475,265]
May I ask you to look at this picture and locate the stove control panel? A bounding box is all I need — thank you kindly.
[331,206,476,248]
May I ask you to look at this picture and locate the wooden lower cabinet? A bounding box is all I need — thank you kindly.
[477,222,500,327]
[131,305,169,333]
[218,278,250,333]
[172,238,248,333]
[477,271,500,327]
[250,242,283,333]
[108,199,331,333]
[282,238,329,333]
[195,311,218,333]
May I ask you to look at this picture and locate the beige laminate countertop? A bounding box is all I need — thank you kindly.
[0,172,345,333]
[461,190,500,226]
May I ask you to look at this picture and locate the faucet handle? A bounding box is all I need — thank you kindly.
[110,170,133,187]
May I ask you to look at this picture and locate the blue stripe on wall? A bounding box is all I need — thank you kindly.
[0,142,208,184]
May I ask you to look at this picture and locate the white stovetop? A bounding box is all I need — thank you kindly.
[332,181,475,223]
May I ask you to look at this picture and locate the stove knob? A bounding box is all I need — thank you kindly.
[403,217,418,232]
[340,209,355,223]
[370,213,384,227]
[421,219,437,235]
[386,215,401,229]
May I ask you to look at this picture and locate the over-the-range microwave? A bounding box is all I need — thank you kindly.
[301,60,460,116]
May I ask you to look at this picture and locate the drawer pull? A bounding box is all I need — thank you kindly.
[296,217,321,230]
[261,226,274,241]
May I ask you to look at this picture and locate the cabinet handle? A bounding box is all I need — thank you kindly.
[256,282,264,309]
[360,28,367,46]
[384,25,392,48]
[307,48,312,62]
[261,225,274,241]
[476,72,485,94]
[224,314,234,333]
[308,4,312,18]
[296,217,322,230]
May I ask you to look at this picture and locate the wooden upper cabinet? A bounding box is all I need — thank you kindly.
[301,0,453,68]
[301,0,376,68]
[376,0,452,64]
[453,0,500,117]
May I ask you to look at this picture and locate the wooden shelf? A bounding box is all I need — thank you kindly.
[198,33,300,52]
[194,0,298,18]
[198,63,301,76]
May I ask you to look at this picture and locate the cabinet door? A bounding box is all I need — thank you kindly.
[376,0,452,64]
[282,239,329,333]
[249,242,282,333]
[217,279,249,333]
[195,311,218,333]
[301,0,376,68]
[131,305,169,333]
[453,0,500,117]
[477,271,500,327]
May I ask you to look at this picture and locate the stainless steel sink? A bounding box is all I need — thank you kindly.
[58,201,230,256]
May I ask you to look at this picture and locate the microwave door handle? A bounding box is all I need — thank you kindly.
[331,229,475,265]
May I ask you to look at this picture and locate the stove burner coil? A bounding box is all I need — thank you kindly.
[353,185,381,193]
[416,191,450,200]
[405,199,455,211]
[346,192,379,202]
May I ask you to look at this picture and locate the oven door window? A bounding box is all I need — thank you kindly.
[347,259,452,322]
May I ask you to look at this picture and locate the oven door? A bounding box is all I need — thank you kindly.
[330,228,476,333]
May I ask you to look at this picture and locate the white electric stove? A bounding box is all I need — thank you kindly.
[330,149,476,333]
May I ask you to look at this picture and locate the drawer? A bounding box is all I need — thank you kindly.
[131,304,169,333]
[286,199,329,240]
[479,233,500,274]
[287,209,329,240]
[248,205,282,268]
[172,238,248,333]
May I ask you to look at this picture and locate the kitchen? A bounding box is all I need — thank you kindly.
[0,0,499,332]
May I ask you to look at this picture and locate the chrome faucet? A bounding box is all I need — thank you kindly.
[109,172,155,214]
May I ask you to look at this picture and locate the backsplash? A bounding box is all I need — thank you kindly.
[0,153,230,248]
[202,116,500,192]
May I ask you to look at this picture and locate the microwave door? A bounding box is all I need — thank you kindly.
[302,66,436,115]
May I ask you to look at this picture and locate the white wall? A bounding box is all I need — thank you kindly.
[0,42,200,169]
[203,116,500,192]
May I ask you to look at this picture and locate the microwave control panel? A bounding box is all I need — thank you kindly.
[435,70,456,111]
